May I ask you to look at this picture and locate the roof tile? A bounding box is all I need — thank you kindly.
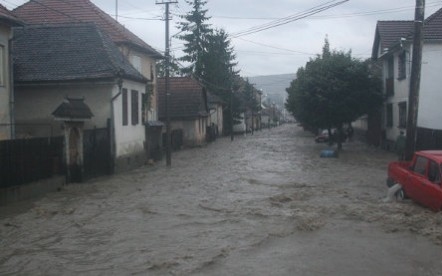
[13,24,147,83]
[13,0,161,58]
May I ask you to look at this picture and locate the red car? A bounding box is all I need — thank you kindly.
[387,150,442,211]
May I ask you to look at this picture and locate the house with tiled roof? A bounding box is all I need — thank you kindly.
[12,0,163,144]
[13,24,150,173]
[157,77,210,148]
[0,4,22,141]
[372,7,442,150]
[207,92,225,137]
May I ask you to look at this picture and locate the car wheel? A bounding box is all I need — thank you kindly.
[395,188,405,201]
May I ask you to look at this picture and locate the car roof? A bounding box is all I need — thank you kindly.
[417,150,442,163]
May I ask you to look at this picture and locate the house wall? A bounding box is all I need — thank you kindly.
[15,79,148,173]
[233,112,246,133]
[0,25,12,140]
[170,117,207,147]
[209,104,223,135]
[14,82,114,138]
[418,42,442,130]
[382,49,410,142]
[112,79,148,172]
[120,46,159,122]
[382,42,442,145]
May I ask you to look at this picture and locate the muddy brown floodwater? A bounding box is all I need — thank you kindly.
[2,124,442,275]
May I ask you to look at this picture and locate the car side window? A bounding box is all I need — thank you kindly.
[413,156,428,176]
[428,161,441,184]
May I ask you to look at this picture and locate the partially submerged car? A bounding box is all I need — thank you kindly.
[315,129,330,143]
[387,150,442,211]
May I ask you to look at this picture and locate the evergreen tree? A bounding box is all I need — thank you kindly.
[156,57,181,78]
[203,29,241,134]
[177,0,212,78]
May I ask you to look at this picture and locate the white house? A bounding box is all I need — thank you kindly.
[372,8,442,150]
[0,5,21,140]
[13,24,149,174]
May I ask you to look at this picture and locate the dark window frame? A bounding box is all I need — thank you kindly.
[398,51,406,80]
[386,103,393,128]
[131,90,139,125]
[122,88,128,126]
[398,101,407,128]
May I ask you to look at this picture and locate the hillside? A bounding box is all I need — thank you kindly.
[247,73,295,107]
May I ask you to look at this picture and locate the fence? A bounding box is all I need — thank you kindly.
[416,127,442,150]
[0,136,64,188]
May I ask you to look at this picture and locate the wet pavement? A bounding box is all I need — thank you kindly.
[2,124,442,275]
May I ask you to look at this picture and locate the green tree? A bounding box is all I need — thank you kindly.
[285,38,383,149]
[201,29,241,134]
[178,1,242,135]
[177,0,212,78]
[156,57,181,78]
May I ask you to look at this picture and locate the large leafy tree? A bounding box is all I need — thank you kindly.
[286,39,383,149]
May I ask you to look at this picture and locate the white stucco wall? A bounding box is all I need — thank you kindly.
[383,48,411,141]
[112,79,147,158]
[169,117,207,147]
[383,42,442,142]
[233,113,246,133]
[0,25,12,140]
[14,82,114,137]
[120,46,159,122]
[209,104,223,135]
[418,42,442,130]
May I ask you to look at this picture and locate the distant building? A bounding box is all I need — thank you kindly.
[157,77,210,148]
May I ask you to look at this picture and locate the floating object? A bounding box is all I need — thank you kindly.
[320,149,338,158]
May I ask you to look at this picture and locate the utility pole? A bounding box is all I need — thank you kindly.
[405,0,425,161]
[230,88,234,141]
[156,0,177,166]
[115,0,118,21]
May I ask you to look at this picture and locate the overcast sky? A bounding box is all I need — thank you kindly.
[3,0,442,77]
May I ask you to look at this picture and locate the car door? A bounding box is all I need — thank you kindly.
[419,160,442,211]
[407,156,429,204]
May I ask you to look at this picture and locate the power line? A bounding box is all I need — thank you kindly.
[230,0,349,38]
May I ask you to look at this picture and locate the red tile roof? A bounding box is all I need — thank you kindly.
[13,0,161,58]
[157,77,209,120]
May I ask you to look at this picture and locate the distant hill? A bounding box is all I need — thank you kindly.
[247,73,296,107]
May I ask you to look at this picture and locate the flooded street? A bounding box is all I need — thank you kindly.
[2,124,442,275]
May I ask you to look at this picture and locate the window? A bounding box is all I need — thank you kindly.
[131,55,142,73]
[386,104,393,128]
[387,57,394,78]
[122,89,128,126]
[428,161,441,183]
[142,93,147,124]
[131,90,139,125]
[398,51,406,80]
[385,57,395,96]
[0,45,4,86]
[398,102,407,128]
[413,156,428,176]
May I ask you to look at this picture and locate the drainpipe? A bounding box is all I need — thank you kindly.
[8,34,15,139]
[110,76,123,174]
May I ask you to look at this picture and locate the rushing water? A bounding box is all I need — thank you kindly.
[1,125,442,275]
